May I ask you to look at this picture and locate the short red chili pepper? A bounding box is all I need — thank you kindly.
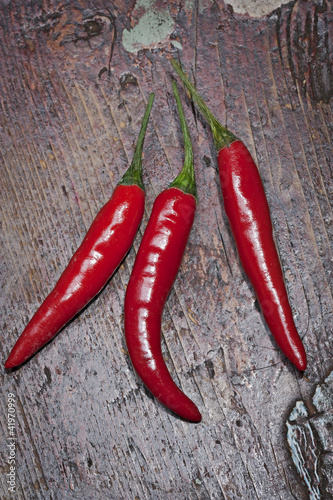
[124,81,201,422]
[171,58,307,371]
[5,93,155,369]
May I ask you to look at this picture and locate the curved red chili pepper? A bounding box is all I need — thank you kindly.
[5,93,155,369]
[171,58,307,371]
[124,81,201,422]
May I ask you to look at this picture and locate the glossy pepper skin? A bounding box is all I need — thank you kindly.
[171,58,307,371]
[5,93,155,369]
[124,81,201,422]
[218,142,307,370]
[125,188,201,421]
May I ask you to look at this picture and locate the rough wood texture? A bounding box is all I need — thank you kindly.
[1,1,332,499]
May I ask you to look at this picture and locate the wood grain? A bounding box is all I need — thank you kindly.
[1,1,332,499]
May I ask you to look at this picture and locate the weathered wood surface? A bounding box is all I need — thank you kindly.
[0,0,332,498]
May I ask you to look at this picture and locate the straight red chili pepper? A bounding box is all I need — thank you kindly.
[171,58,307,371]
[5,93,155,369]
[124,81,201,422]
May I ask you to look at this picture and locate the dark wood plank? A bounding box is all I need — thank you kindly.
[1,1,332,499]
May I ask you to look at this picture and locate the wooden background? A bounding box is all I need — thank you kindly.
[1,0,332,498]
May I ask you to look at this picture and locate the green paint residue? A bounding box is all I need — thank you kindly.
[171,40,182,50]
[288,400,309,422]
[122,0,178,53]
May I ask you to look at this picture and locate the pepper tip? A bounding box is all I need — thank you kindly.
[4,351,21,370]
[290,348,307,372]
[191,411,202,423]
[178,402,202,423]
[4,359,14,370]
[296,357,307,372]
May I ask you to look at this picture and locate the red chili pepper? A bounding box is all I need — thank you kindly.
[5,93,155,369]
[124,81,201,422]
[171,58,307,371]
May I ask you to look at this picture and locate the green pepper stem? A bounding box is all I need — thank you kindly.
[119,92,155,189]
[169,80,197,199]
[170,58,238,151]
